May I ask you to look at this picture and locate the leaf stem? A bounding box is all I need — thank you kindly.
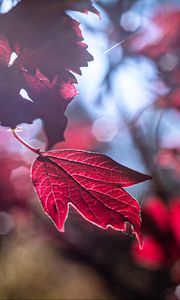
[11,129,41,155]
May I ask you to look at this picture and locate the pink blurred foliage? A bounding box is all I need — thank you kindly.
[129,4,180,111]
[156,147,180,178]
[0,129,36,233]
[0,132,30,205]
[130,6,180,59]
[54,118,102,151]
[132,196,180,270]
[155,89,180,111]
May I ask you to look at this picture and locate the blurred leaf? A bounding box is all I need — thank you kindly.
[0,0,98,148]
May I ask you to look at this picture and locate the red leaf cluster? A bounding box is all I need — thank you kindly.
[0,0,98,148]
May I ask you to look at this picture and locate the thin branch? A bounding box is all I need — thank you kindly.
[154,109,165,151]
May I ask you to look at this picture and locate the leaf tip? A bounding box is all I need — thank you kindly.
[139,173,152,184]
[145,174,152,181]
[132,225,143,249]
[55,222,65,233]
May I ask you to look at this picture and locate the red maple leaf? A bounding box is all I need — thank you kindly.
[31,149,151,246]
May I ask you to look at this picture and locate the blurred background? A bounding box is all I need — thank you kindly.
[0,0,180,299]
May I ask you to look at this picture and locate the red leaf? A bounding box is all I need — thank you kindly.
[31,149,151,245]
[0,1,98,148]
